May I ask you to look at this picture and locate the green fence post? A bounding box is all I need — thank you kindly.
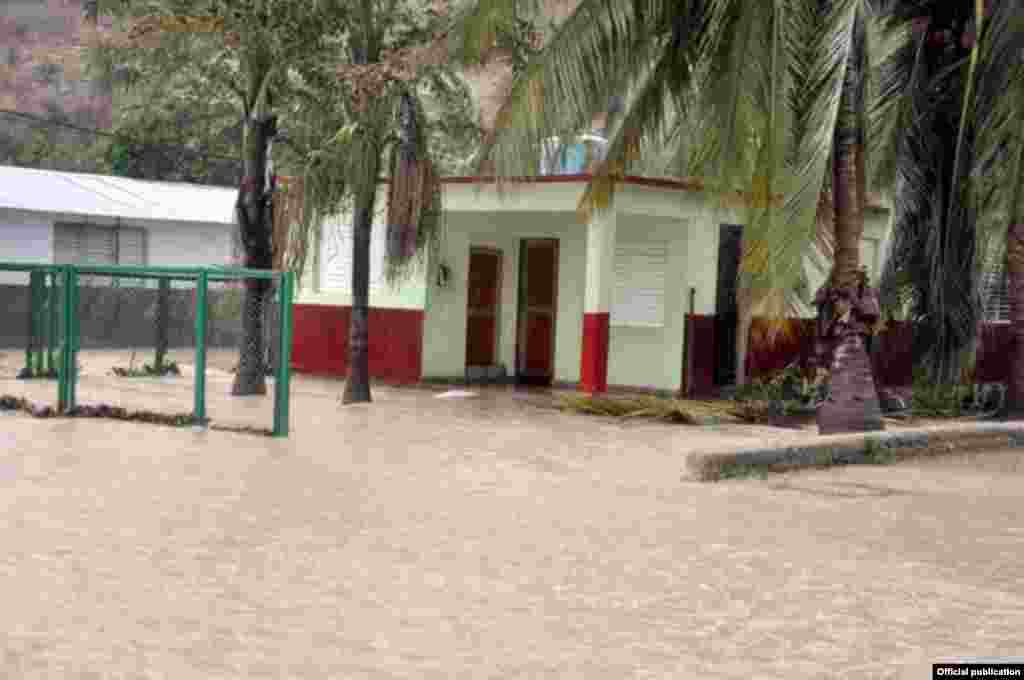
[155,278,170,371]
[29,271,44,376]
[47,270,58,375]
[272,271,294,437]
[24,271,34,377]
[67,267,79,411]
[194,272,208,424]
[57,267,67,410]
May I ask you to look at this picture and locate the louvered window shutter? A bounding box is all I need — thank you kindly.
[116,227,146,266]
[81,225,116,264]
[116,226,147,287]
[611,242,668,327]
[320,217,386,297]
[53,223,80,264]
[320,217,352,291]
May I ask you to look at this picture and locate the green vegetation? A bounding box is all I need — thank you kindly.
[862,438,896,465]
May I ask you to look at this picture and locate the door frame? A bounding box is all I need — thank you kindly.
[515,237,560,385]
[714,224,743,386]
[465,245,504,368]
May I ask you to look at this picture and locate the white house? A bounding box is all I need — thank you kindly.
[0,165,237,280]
[290,170,893,395]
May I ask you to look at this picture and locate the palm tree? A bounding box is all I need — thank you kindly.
[965,2,1024,415]
[282,2,478,404]
[872,0,989,386]
[460,0,886,433]
[871,1,1024,414]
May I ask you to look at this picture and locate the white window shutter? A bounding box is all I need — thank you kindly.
[81,225,116,264]
[115,226,147,288]
[53,223,80,264]
[320,217,352,291]
[611,242,668,327]
[319,217,386,296]
[369,219,385,295]
[116,227,146,266]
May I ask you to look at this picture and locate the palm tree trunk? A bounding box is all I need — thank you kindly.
[1005,223,1024,416]
[231,111,276,396]
[816,26,884,434]
[342,166,380,404]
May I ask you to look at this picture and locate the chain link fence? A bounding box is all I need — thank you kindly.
[203,276,283,432]
[0,266,65,413]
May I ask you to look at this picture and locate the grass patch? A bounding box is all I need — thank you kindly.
[716,462,770,480]
[863,438,897,465]
[111,361,181,378]
[111,349,181,378]
[814,449,835,466]
[911,380,973,418]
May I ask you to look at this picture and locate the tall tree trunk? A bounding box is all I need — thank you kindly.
[342,162,381,405]
[341,17,381,405]
[231,111,276,396]
[1005,223,1024,416]
[816,20,884,434]
[155,278,169,371]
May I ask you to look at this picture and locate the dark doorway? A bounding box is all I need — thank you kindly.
[466,247,503,368]
[515,238,559,386]
[714,224,744,386]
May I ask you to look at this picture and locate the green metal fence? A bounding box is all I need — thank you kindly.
[0,263,294,437]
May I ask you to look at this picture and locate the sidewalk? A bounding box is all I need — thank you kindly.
[1,379,1021,678]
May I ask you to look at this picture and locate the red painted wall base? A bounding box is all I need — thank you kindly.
[291,304,424,384]
[580,312,610,393]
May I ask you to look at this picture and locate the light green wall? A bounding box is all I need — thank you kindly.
[421,202,723,393]
[293,208,429,310]
[421,211,586,383]
[607,214,707,392]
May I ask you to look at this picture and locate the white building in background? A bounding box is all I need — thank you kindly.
[0,164,237,281]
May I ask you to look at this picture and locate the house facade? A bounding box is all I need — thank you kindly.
[290,174,893,394]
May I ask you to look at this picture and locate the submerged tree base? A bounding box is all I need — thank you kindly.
[817,333,884,435]
[340,380,371,404]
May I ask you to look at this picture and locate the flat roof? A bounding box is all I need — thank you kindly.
[436,173,889,210]
[0,165,236,225]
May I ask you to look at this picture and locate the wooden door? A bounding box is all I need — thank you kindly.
[466,248,502,367]
[516,239,559,385]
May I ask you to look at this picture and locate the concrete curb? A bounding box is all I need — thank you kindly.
[685,422,1024,481]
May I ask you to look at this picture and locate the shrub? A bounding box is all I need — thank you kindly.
[910,370,974,417]
[730,363,828,423]
[111,361,181,378]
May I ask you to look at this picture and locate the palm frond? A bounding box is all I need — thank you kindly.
[466,0,674,190]
[736,0,867,319]
[970,1,1024,238]
[877,0,1020,381]
[576,31,687,222]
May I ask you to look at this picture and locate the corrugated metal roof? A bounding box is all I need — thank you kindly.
[0,165,236,224]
